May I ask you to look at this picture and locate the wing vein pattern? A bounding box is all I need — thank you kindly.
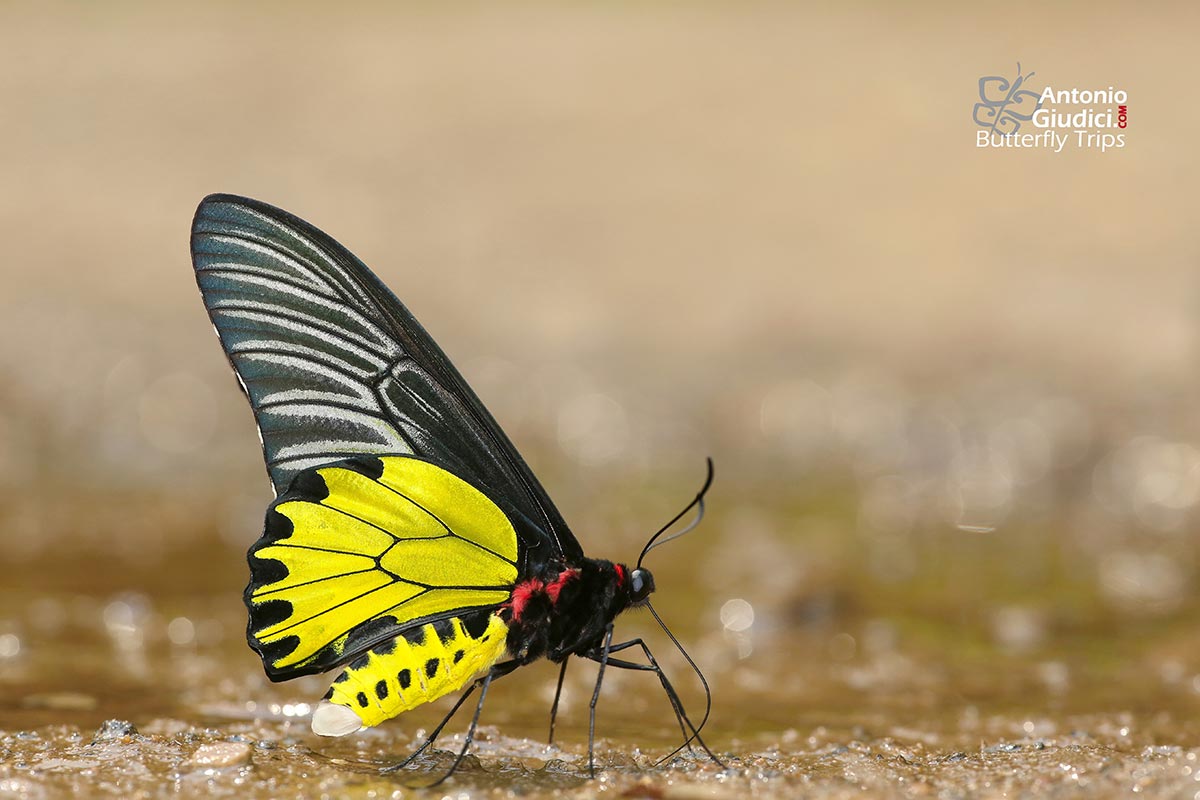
[246,457,520,677]
[191,194,581,564]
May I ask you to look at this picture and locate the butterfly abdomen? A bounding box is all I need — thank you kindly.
[313,614,509,736]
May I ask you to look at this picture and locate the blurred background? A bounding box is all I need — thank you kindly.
[2,2,1200,794]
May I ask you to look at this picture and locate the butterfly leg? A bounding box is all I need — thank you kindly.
[585,624,616,778]
[548,657,569,745]
[585,639,724,769]
[427,660,505,786]
[379,685,476,774]
[380,659,520,777]
[586,650,693,760]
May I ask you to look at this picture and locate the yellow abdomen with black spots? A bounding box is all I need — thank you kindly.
[313,614,509,735]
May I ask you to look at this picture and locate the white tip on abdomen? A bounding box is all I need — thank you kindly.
[311,700,364,737]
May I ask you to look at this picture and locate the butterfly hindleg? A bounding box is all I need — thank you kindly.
[428,661,501,786]
[380,659,521,781]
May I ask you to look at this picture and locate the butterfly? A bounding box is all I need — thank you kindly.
[189,194,720,781]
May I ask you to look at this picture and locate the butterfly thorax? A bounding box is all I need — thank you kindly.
[501,559,651,664]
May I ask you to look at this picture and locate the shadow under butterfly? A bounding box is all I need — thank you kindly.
[188,194,723,784]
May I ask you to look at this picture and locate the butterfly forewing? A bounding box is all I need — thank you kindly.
[191,194,582,564]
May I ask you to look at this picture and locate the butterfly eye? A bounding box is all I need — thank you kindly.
[629,568,655,603]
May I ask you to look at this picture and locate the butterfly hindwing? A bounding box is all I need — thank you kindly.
[191,194,582,564]
[246,455,519,679]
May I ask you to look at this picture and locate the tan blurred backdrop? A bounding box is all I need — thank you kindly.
[1,2,1199,642]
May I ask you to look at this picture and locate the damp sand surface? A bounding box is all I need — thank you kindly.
[4,532,1200,800]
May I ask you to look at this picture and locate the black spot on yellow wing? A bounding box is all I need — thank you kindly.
[454,649,464,664]
[463,614,490,639]
[345,455,386,481]
[342,616,405,662]
[257,513,292,576]
[263,504,292,536]
[432,618,455,644]
[403,625,427,648]
[398,669,411,690]
[375,680,388,700]
[424,658,439,679]
[290,467,333,502]
[251,599,292,636]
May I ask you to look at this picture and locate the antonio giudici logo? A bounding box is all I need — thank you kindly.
[973,63,1129,153]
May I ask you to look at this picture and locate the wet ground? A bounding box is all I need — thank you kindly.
[5,475,1200,800]
[8,611,1200,800]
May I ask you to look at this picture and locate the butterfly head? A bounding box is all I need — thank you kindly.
[626,566,655,607]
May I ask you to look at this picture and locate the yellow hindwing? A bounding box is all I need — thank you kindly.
[246,456,518,675]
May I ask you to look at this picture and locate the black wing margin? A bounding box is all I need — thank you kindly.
[190,193,583,563]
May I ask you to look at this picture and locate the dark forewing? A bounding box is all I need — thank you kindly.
[190,193,582,563]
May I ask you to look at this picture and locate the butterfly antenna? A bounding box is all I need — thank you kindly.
[637,458,715,569]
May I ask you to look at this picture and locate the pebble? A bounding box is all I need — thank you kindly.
[185,742,253,770]
[92,720,139,741]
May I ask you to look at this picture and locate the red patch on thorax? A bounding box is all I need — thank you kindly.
[504,569,581,622]
[614,563,626,587]
[546,568,579,603]
[504,579,543,622]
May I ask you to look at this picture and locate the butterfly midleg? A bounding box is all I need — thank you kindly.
[380,659,521,776]
[548,657,570,745]
[585,639,724,768]
[427,661,503,786]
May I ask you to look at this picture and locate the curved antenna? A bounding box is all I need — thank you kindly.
[636,458,715,569]
[646,600,718,761]
[633,458,720,762]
